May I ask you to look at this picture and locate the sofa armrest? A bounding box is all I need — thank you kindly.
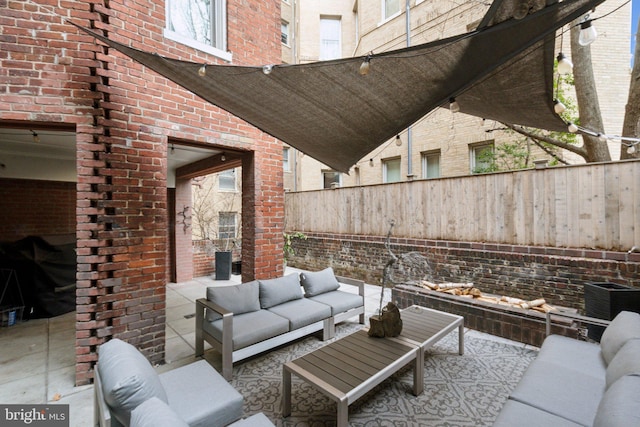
[195,298,235,380]
[545,310,611,336]
[336,275,365,297]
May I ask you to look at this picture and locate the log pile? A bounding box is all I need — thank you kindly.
[417,281,557,313]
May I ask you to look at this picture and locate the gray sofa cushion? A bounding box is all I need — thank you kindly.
[159,359,243,427]
[130,397,188,427]
[258,274,303,308]
[493,399,583,427]
[228,413,275,427]
[309,290,363,316]
[267,298,331,330]
[203,309,290,350]
[605,338,640,389]
[206,281,260,321]
[509,359,605,426]
[535,334,605,376]
[300,267,340,297]
[97,339,168,426]
[593,374,640,427]
[600,311,640,364]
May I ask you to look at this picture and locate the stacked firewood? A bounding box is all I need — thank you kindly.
[417,280,556,313]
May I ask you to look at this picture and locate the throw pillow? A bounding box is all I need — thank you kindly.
[130,397,189,427]
[206,281,260,321]
[600,311,640,364]
[300,267,340,297]
[98,339,168,426]
[258,273,303,308]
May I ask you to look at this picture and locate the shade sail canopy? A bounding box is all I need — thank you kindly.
[72,0,603,173]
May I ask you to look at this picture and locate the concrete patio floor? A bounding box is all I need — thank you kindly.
[0,267,536,426]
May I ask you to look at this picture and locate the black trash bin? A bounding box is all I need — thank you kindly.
[215,251,232,280]
[584,282,640,341]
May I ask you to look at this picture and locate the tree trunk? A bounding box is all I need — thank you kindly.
[570,19,611,162]
[621,16,640,160]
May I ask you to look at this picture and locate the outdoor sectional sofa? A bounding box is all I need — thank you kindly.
[195,267,365,380]
[494,310,640,427]
[94,338,274,427]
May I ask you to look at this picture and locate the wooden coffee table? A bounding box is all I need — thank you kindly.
[282,305,464,426]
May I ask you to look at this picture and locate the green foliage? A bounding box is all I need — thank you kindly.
[283,231,307,260]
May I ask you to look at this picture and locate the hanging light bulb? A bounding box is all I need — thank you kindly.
[578,20,598,46]
[449,98,460,113]
[553,100,566,114]
[31,130,40,143]
[513,0,530,20]
[567,123,578,133]
[262,65,274,75]
[556,53,573,75]
[395,135,402,146]
[198,64,207,77]
[220,153,226,162]
[628,144,637,155]
[369,158,374,167]
[359,55,371,76]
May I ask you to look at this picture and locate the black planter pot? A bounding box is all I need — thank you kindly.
[584,282,640,341]
[215,251,232,280]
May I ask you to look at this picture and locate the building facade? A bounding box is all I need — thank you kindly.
[0,0,283,385]
[283,0,631,192]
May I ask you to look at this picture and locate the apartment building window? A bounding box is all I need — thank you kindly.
[421,151,441,179]
[282,20,290,45]
[283,147,291,172]
[165,0,229,60]
[319,17,341,60]
[218,169,236,191]
[218,212,237,239]
[323,171,341,189]
[470,142,495,174]
[383,157,401,183]
[383,0,401,20]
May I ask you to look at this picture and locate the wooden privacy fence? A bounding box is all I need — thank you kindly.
[284,159,640,251]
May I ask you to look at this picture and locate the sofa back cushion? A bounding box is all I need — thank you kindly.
[206,281,260,321]
[600,311,640,364]
[98,339,168,426]
[605,338,640,389]
[300,267,340,297]
[259,273,303,308]
[593,374,640,427]
[130,397,189,427]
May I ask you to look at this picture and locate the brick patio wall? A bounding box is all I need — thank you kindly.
[286,233,640,311]
[1,0,282,385]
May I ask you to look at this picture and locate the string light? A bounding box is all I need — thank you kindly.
[198,64,207,77]
[578,19,598,46]
[262,65,274,75]
[369,158,374,167]
[556,53,573,75]
[220,153,226,162]
[449,98,460,113]
[628,144,637,155]
[359,55,372,76]
[395,135,402,146]
[30,130,40,143]
[567,123,578,133]
[553,100,566,114]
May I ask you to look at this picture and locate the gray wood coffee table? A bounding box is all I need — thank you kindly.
[282,305,464,426]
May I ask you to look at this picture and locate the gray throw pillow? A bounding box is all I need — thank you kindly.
[130,397,189,427]
[600,311,640,365]
[258,273,303,308]
[98,339,168,426]
[300,267,340,297]
[593,374,640,427]
[206,281,260,321]
[605,338,640,389]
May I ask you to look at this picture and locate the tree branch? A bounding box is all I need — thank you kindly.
[503,123,588,158]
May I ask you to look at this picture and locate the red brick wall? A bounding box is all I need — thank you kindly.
[0,179,76,241]
[1,0,283,385]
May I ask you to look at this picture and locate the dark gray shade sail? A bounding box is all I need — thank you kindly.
[71,0,603,173]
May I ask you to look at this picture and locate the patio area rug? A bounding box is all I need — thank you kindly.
[226,323,538,426]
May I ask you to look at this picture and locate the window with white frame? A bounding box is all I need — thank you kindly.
[218,212,236,239]
[470,142,495,174]
[323,171,341,189]
[421,151,441,179]
[283,147,291,172]
[383,0,401,20]
[165,0,229,60]
[281,20,290,45]
[383,157,401,183]
[319,17,341,60]
[218,169,236,191]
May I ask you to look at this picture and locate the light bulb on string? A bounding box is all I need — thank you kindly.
[449,98,460,113]
[556,53,573,75]
[262,65,274,75]
[567,123,578,133]
[395,135,402,146]
[628,144,637,155]
[198,64,207,77]
[359,55,371,76]
[31,131,40,143]
[554,100,566,114]
[369,158,374,167]
[578,20,598,46]
[513,0,529,20]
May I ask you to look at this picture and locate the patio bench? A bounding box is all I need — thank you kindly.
[195,267,365,380]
